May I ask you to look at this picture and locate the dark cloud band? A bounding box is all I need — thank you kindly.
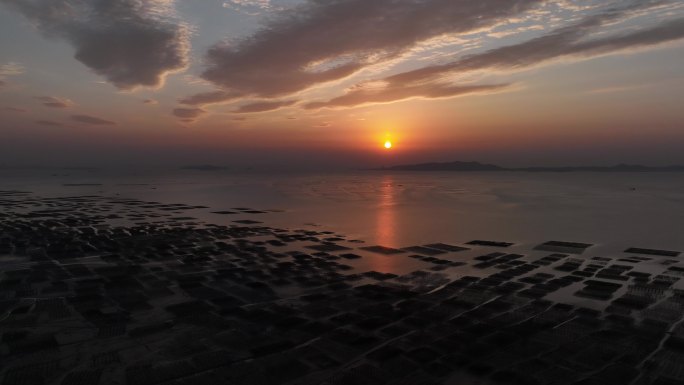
[195,0,544,99]
[1,0,190,90]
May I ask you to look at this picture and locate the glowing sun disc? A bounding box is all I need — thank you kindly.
[384,140,393,149]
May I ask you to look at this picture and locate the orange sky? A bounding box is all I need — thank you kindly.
[1,0,683,168]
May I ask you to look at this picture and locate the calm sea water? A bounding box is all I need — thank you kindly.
[2,169,684,255]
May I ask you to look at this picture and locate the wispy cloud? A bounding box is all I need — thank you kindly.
[36,120,63,127]
[0,62,24,88]
[0,62,24,77]
[234,100,297,113]
[304,83,510,110]
[307,2,684,109]
[181,0,684,114]
[35,96,74,108]
[384,4,683,85]
[4,106,28,112]
[178,90,239,106]
[172,107,206,123]
[586,84,653,94]
[187,0,545,104]
[0,0,190,90]
[222,0,284,16]
[71,114,116,125]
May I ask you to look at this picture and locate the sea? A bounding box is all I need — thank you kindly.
[2,167,683,257]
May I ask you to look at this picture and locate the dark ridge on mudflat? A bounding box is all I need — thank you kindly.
[534,240,593,254]
[625,247,681,257]
[360,245,405,254]
[466,240,514,247]
[385,161,684,172]
[423,243,469,252]
[401,245,447,255]
[306,243,352,252]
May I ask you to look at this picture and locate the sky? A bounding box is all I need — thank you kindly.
[0,0,683,169]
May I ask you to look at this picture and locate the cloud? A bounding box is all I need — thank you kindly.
[586,84,655,95]
[71,114,116,125]
[143,99,158,105]
[0,62,24,76]
[385,6,684,85]
[35,96,73,108]
[0,62,24,88]
[305,83,510,110]
[178,90,239,106]
[0,0,190,90]
[4,106,28,112]
[197,0,545,98]
[223,0,273,16]
[36,120,63,126]
[234,99,297,113]
[307,2,684,109]
[172,107,206,121]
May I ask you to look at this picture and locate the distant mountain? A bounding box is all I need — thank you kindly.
[386,161,503,171]
[385,162,684,172]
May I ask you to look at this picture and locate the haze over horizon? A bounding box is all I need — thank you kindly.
[1,0,683,168]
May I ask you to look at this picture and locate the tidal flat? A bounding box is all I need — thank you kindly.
[1,188,684,385]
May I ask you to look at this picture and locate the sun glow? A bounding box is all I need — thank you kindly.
[384,140,393,149]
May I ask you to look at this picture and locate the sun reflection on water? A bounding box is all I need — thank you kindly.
[372,175,398,272]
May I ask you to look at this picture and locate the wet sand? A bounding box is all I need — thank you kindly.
[1,190,684,385]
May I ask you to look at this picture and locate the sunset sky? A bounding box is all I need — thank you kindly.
[1,0,683,168]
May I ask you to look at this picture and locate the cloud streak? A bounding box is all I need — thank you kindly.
[36,120,63,127]
[222,0,273,16]
[0,62,24,88]
[4,106,28,112]
[304,83,510,110]
[178,90,239,106]
[234,100,297,113]
[308,3,684,109]
[35,96,73,108]
[0,0,190,90]
[0,62,24,76]
[71,114,116,125]
[387,7,684,85]
[172,107,206,123]
[192,0,544,101]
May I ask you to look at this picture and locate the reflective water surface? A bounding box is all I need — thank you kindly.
[2,168,684,255]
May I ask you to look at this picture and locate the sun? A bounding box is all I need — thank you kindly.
[384,140,393,149]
